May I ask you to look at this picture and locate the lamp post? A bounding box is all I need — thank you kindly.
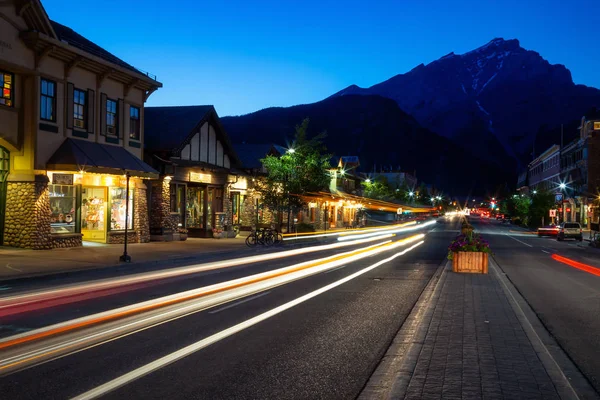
[119,171,131,263]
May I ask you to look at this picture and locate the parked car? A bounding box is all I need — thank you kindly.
[537,225,559,237]
[557,222,583,241]
[415,215,428,224]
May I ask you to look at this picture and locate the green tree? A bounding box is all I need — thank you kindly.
[500,194,530,225]
[528,190,555,228]
[259,119,331,225]
[362,176,392,200]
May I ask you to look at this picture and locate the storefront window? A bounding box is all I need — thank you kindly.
[82,187,106,232]
[186,187,204,228]
[231,192,240,225]
[49,185,76,233]
[109,188,133,230]
[207,188,213,230]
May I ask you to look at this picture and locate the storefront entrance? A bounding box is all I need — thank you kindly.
[0,146,8,245]
[81,187,107,242]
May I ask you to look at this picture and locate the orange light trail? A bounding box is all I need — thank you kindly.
[551,254,600,277]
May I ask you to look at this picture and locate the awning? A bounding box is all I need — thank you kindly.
[47,138,158,178]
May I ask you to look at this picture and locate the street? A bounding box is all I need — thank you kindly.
[0,222,451,399]
[471,217,600,394]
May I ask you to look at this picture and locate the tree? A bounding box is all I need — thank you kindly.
[528,190,555,228]
[259,119,331,228]
[362,176,392,200]
[500,194,530,225]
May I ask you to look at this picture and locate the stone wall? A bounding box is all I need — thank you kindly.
[108,231,139,244]
[3,175,52,249]
[149,179,176,236]
[52,234,82,248]
[134,186,150,243]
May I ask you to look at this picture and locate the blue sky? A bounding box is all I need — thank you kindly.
[44,0,599,117]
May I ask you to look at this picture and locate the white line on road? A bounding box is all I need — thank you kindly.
[541,250,550,254]
[208,292,270,314]
[325,265,347,274]
[505,234,533,248]
[4,265,21,272]
[71,241,424,400]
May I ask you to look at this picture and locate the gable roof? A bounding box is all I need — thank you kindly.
[49,20,143,76]
[144,105,241,167]
[233,143,283,169]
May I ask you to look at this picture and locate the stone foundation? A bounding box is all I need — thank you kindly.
[133,186,150,243]
[3,176,52,249]
[52,233,83,248]
[150,179,177,240]
[108,231,139,244]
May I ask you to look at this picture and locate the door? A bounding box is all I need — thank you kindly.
[81,187,107,242]
[0,146,8,245]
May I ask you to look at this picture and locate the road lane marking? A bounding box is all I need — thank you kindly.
[4,265,21,272]
[505,234,533,247]
[325,265,347,274]
[551,254,600,277]
[541,250,550,254]
[208,292,270,314]
[71,241,425,400]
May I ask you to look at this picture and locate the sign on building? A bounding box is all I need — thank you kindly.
[549,209,556,217]
[555,193,563,202]
[52,173,74,185]
[397,208,403,214]
[189,172,212,183]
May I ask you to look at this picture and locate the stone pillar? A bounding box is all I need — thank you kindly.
[224,187,233,228]
[134,185,150,243]
[3,175,52,249]
[149,178,174,240]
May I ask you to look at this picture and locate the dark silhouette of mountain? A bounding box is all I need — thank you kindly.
[332,38,600,168]
[222,95,514,195]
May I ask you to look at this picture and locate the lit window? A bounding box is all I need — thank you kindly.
[109,187,133,230]
[129,106,140,141]
[1,71,13,107]
[73,89,86,129]
[41,79,56,121]
[106,99,117,136]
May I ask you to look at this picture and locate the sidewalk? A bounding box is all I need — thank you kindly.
[360,258,597,400]
[0,237,249,281]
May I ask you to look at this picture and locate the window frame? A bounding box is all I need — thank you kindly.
[40,78,57,122]
[105,98,118,136]
[129,106,140,141]
[0,70,14,108]
[73,88,87,130]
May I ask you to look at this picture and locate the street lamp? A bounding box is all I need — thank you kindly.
[287,148,295,154]
[408,191,414,197]
[559,183,566,190]
[119,171,131,263]
[365,178,371,184]
[533,190,537,194]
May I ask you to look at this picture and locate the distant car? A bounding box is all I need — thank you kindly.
[537,225,559,237]
[557,222,583,241]
[496,214,504,220]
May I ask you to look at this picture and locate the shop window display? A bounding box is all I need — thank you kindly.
[109,188,133,230]
[186,187,204,228]
[49,185,76,233]
[81,188,105,231]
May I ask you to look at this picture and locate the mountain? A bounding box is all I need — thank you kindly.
[221,95,513,195]
[332,38,600,167]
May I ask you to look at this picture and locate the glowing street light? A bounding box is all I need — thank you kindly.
[408,191,414,197]
[287,148,295,154]
[533,190,537,194]
[559,183,566,190]
[365,178,371,184]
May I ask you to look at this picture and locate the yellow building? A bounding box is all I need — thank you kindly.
[0,0,161,248]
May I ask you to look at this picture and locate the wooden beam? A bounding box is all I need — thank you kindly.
[144,87,157,102]
[96,68,114,87]
[124,79,141,97]
[35,45,54,70]
[64,56,84,78]
[16,0,32,17]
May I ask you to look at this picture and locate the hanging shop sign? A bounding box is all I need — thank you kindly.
[397,207,403,214]
[52,173,74,185]
[189,172,212,183]
[549,209,556,217]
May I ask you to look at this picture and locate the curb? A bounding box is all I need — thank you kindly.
[490,257,599,400]
[358,258,449,399]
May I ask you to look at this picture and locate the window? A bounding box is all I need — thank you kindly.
[106,99,117,136]
[109,187,133,230]
[186,187,205,228]
[129,106,140,140]
[49,185,76,233]
[73,89,86,129]
[0,71,13,107]
[40,79,56,121]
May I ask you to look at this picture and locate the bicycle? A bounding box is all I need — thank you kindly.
[245,228,276,247]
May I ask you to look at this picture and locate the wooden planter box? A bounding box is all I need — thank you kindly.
[452,251,489,274]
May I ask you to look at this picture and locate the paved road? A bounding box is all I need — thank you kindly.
[0,222,455,399]
[472,217,600,394]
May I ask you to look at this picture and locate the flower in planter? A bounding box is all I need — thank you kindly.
[178,228,188,234]
[212,228,223,234]
[447,232,491,260]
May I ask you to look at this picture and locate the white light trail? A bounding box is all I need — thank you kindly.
[71,241,425,400]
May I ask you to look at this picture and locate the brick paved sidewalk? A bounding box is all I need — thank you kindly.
[360,261,575,400]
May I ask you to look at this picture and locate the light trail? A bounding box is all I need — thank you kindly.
[337,220,435,241]
[551,254,600,277]
[71,240,425,400]
[0,234,425,374]
[283,221,417,242]
[0,233,396,317]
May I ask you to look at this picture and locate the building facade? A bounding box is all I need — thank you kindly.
[528,145,560,192]
[144,106,246,239]
[0,0,161,248]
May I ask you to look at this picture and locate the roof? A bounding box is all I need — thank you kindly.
[49,20,145,77]
[144,106,215,152]
[47,138,158,178]
[233,144,282,169]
